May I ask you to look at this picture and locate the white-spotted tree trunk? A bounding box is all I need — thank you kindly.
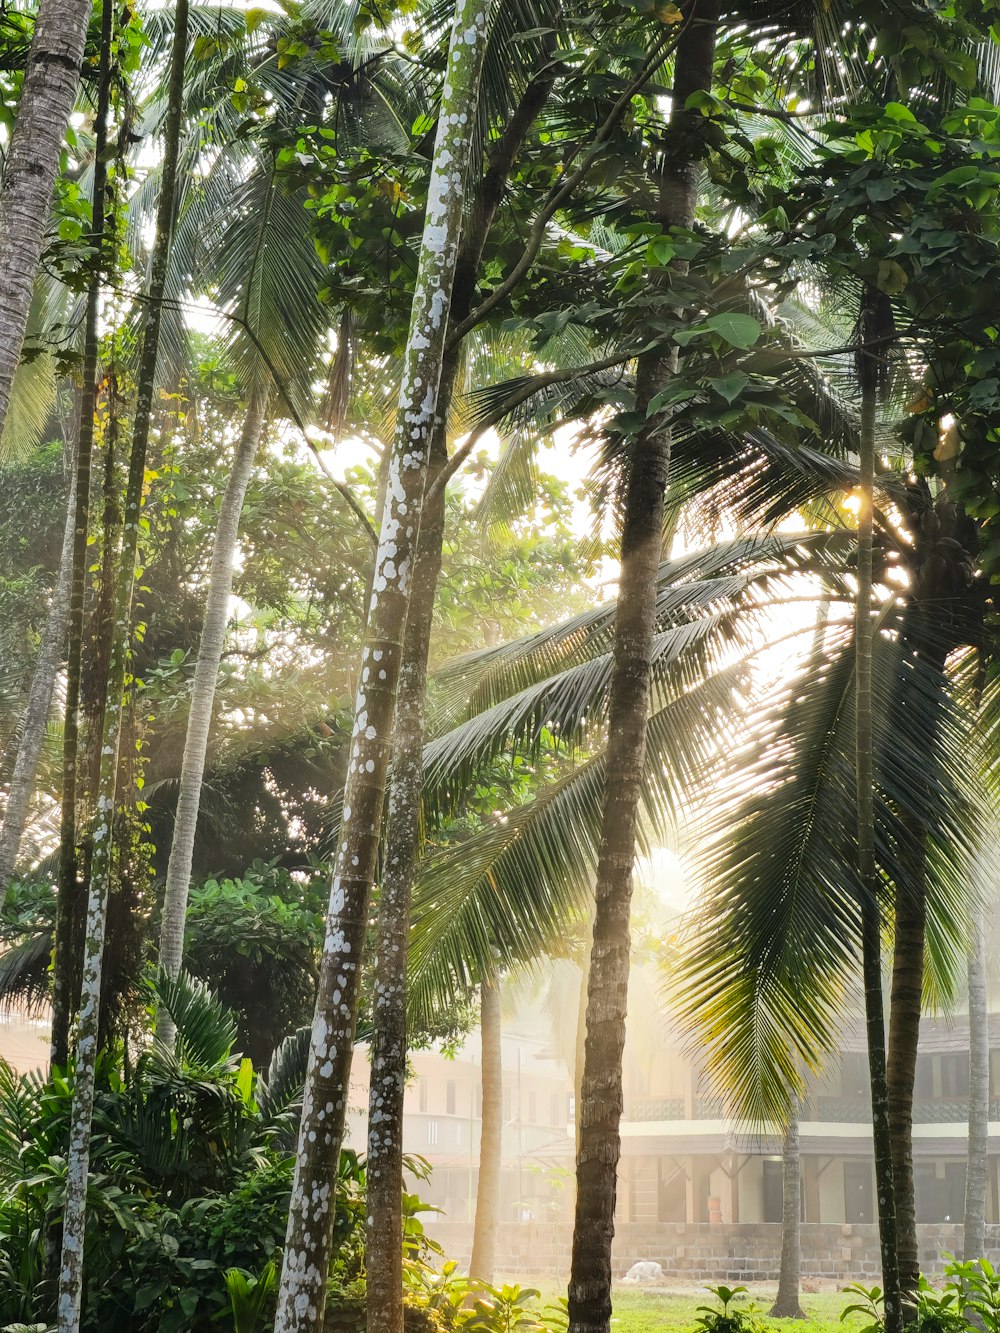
[273,5,492,1329]
[57,0,189,1324]
[0,461,76,894]
[155,385,269,1043]
[0,0,92,440]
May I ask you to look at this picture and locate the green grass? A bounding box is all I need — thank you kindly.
[509,1284,869,1333]
[603,1290,863,1333]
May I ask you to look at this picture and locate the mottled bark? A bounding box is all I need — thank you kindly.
[965,908,989,1261]
[469,976,503,1286]
[770,1107,805,1319]
[0,460,76,894]
[0,0,92,441]
[364,468,445,1333]
[364,41,560,1329]
[273,7,491,1330]
[155,386,269,1045]
[57,0,189,1323]
[856,363,902,1333]
[52,0,115,1070]
[887,833,925,1312]
[567,9,718,1333]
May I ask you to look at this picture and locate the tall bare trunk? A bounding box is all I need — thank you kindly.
[770,1105,805,1319]
[51,0,114,1070]
[0,459,76,892]
[0,0,92,440]
[365,469,445,1333]
[469,976,503,1286]
[272,7,491,1329]
[856,331,902,1333]
[887,833,925,1310]
[363,44,559,1329]
[57,0,189,1323]
[965,907,989,1261]
[155,386,269,1043]
[567,9,718,1332]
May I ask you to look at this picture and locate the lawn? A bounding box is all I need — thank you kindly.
[512,1285,868,1333]
[605,1289,864,1333]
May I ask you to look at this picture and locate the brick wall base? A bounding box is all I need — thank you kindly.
[427,1221,1000,1284]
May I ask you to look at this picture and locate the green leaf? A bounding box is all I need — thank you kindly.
[705,313,762,350]
[708,372,749,405]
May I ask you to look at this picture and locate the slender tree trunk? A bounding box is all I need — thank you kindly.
[856,342,902,1333]
[155,385,269,1044]
[51,0,115,1070]
[469,975,503,1286]
[273,8,491,1330]
[0,460,76,893]
[770,1105,805,1319]
[965,907,989,1261]
[887,837,925,1311]
[0,0,92,441]
[365,467,446,1333]
[364,43,560,1328]
[57,1,189,1324]
[567,9,718,1333]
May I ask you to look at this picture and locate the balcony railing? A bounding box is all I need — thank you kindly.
[628,1097,685,1121]
[626,1095,1000,1125]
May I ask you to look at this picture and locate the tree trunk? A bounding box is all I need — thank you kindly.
[155,385,269,1044]
[0,458,76,894]
[856,343,902,1333]
[57,0,189,1323]
[965,907,989,1261]
[364,467,446,1333]
[0,0,92,441]
[567,9,718,1333]
[770,1105,805,1319]
[469,975,503,1287]
[51,0,115,1070]
[363,44,559,1330]
[272,7,491,1330]
[887,836,925,1311]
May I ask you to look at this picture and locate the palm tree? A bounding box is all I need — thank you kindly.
[568,7,719,1330]
[856,294,902,1333]
[469,974,503,1286]
[155,385,270,1043]
[0,0,92,441]
[273,4,493,1328]
[964,906,989,1261]
[770,1101,805,1320]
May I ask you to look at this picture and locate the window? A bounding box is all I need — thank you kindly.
[567,1094,576,1124]
[528,1091,536,1123]
[503,1089,512,1120]
[418,1078,427,1113]
[427,1121,439,1145]
[475,1084,482,1117]
[551,1093,561,1126]
[941,1053,969,1099]
[455,1122,462,1148]
[446,1081,456,1116]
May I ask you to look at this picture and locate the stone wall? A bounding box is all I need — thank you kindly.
[427,1221,1000,1284]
